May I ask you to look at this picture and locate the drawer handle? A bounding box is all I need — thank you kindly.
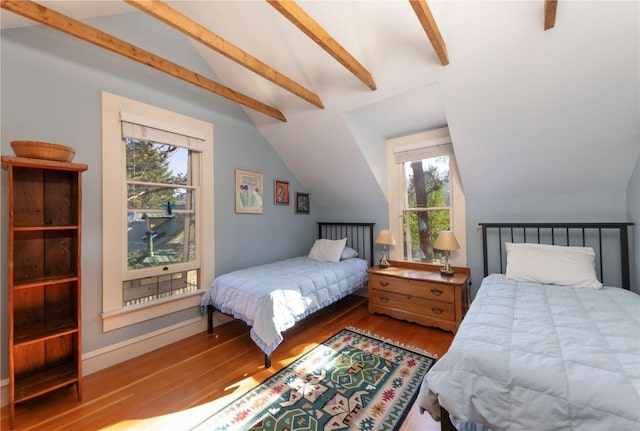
[379,281,389,287]
[430,288,443,296]
[380,296,389,303]
[432,307,444,314]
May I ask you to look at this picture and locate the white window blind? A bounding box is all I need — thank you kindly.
[120,112,204,152]
[392,136,452,164]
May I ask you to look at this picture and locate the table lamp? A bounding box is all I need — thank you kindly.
[375,229,396,268]
[434,230,460,276]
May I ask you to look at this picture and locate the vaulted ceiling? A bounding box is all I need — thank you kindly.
[2,1,638,208]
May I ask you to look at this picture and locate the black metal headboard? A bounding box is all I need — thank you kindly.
[479,222,634,290]
[318,222,375,267]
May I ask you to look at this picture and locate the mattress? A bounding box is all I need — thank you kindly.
[201,256,368,355]
[419,274,640,431]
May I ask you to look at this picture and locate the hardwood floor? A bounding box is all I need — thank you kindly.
[1,295,453,431]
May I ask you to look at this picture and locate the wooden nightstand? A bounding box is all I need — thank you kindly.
[367,260,470,333]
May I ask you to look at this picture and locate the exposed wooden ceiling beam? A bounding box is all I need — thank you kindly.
[544,0,558,30]
[409,0,449,66]
[0,0,287,122]
[267,0,376,91]
[125,0,324,109]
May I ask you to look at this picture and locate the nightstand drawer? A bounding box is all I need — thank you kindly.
[370,290,456,321]
[369,274,455,303]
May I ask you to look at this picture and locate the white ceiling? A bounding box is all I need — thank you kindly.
[2,1,639,207]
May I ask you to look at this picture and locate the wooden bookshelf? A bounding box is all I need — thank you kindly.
[2,156,87,428]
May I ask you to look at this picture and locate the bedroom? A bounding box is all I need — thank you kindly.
[1,1,638,430]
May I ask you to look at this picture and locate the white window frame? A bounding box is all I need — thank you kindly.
[385,127,466,266]
[101,92,214,331]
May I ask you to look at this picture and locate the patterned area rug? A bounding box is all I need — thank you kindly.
[191,327,436,431]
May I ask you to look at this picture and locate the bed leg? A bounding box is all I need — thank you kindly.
[207,305,214,334]
[440,405,456,431]
[265,354,271,368]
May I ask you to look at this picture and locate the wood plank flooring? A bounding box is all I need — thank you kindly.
[1,295,452,430]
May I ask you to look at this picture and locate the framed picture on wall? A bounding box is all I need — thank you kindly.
[295,192,310,214]
[235,169,263,214]
[274,180,290,205]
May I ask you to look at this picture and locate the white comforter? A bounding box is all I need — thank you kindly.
[420,274,640,431]
[201,256,368,356]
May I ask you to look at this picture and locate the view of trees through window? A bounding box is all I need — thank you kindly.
[124,138,198,306]
[403,155,450,263]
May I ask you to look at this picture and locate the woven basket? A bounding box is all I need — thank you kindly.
[11,141,75,162]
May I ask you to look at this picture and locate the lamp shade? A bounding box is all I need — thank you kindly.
[375,229,396,245]
[434,231,460,251]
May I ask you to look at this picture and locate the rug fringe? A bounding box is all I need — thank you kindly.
[346,326,439,359]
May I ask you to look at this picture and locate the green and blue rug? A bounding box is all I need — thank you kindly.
[191,327,436,431]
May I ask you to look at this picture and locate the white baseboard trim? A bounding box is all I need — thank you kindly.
[0,315,208,407]
[82,315,208,375]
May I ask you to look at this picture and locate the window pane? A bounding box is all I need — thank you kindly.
[127,212,196,270]
[126,139,189,185]
[123,269,199,306]
[404,155,449,208]
[402,209,450,263]
[125,137,196,272]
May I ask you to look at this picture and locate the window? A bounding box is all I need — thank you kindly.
[101,92,214,331]
[385,127,466,266]
[401,154,451,262]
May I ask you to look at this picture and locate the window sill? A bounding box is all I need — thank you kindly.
[102,290,204,332]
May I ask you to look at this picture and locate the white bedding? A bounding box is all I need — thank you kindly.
[200,256,368,356]
[419,274,640,431]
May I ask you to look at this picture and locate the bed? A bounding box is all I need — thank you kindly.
[418,222,639,431]
[201,222,375,367]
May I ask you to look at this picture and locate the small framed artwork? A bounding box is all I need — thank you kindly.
[295,192,310,214]
[274,180,290,205]
[235,169,263,214]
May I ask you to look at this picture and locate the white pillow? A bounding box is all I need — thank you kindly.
[505,242,602,289]
[308,238,347,263]
[340,246,359,260]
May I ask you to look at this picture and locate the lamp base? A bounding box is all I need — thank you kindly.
[440,267,454,276]
[379,262,390,269]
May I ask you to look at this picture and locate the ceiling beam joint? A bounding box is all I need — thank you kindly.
[267,0,376,91]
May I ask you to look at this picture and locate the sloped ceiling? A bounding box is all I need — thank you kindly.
[2,1,638,207]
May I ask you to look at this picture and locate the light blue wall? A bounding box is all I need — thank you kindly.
[0,13,318,378]
[465,191,629,295]
[627,154,640,293]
